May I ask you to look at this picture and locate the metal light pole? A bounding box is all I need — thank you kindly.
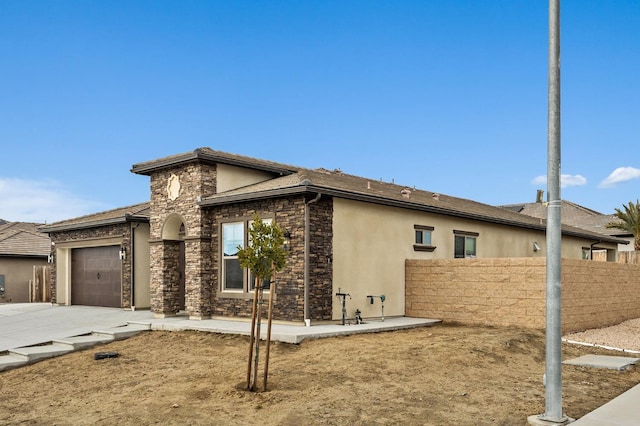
[544,0,564,417]
[530,0,571,424]
[545,0,564,420]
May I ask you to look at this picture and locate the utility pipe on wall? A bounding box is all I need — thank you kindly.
[589,240,601,260]
[304,192,321,326]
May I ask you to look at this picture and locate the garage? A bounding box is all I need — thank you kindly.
[71,246,122,307]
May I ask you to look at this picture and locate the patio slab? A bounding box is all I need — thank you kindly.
[563,354,639,370]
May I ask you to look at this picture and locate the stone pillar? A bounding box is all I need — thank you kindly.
[185,236,213,319]
[148,162,217,318]
[150,240,182,317]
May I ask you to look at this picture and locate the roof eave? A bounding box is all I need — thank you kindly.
[198,186,310,206]
[199,185,626,244]
[0,253,48,258]
[131,151,200,175]
[40,215,149,234]
[131,148,298,176]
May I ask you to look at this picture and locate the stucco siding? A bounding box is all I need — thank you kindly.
[332,199,433,320]
[216,163,277,193]
[332,199,552,321]
[133,223,151,308]
[333,198,618,322]
[0,257,48,303]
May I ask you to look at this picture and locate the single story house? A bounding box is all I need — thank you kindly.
[501,194,634,255]
[0,222,51,303]
[41,148,626,324]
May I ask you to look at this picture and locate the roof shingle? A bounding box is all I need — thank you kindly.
[39,202,150,233]
[0,222,51,257]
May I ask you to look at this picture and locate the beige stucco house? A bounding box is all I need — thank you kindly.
[502,196,633,256]
[0,222,51,303]
[41,148,626,324]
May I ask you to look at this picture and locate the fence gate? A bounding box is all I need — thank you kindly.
[618,251,640,264]
[31,265,52,303]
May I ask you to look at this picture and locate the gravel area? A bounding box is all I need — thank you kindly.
[564,318,640,353]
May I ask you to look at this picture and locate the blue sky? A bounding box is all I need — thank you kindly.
[1,1,639,223]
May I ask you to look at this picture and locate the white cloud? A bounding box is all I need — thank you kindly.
[531,174,587,188]
[561,174,587,188]
[0,178,109,223]
[598,167,640,188]
[532,175,547,186]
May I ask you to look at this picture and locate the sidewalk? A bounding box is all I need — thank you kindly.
[570,383,640,425]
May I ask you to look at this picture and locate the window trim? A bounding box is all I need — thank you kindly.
[413,244,437,252]
[414,225,436,252]
[453,230,479,237]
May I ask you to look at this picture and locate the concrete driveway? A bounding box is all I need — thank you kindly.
[0,303,153,352]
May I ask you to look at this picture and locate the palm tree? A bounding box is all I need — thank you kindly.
[606,200,640,251]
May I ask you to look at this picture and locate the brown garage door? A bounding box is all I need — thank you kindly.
[71,246,122,307]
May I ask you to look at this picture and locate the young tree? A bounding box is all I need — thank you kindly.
[606,200,640,251]
[237,213,288,391]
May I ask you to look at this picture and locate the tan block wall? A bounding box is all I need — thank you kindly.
[562,258,640,332]
[406,258,640,333]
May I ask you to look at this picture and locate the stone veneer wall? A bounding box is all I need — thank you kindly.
[150,241,181,313]
[149,163,215,240]
[307,196,333,320]
[49,223,132,307]
[149,163,215,317]
[210,195,333,322]
[406,257,640,333]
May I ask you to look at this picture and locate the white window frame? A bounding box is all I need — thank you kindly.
[222,222,245,291]
[220,217,274,293]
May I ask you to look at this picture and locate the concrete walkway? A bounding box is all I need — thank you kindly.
[146,312,439,344]
[570,383,640,425]
[0,303,438,350]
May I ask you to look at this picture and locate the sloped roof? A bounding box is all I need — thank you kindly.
[131,147,299,176]
[39,202,150,233]
[500,200,629,238]
[0,222,50,257]
[41,148,626,244]
[201,168,625,244]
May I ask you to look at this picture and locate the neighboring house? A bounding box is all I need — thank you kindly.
[0,222,51,302]
[501,194,633,256]
[42,148,625,323]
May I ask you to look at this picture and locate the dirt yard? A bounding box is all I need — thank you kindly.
[2,322,640,425]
